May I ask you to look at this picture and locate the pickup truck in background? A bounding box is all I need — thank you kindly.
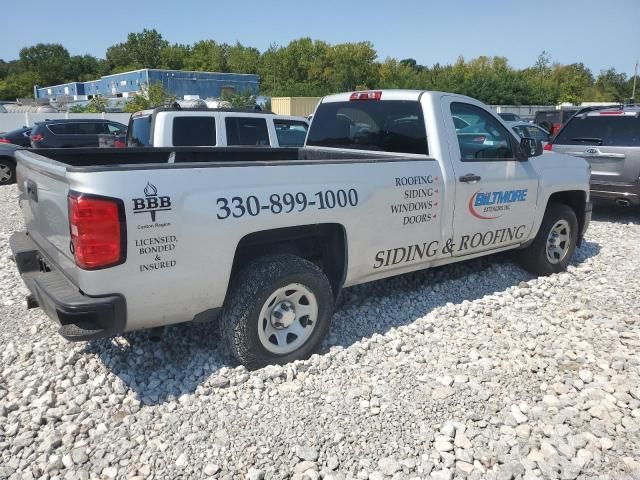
[127,107,309,148]
[11,89,591,369]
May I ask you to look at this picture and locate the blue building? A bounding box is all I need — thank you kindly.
[35,69,260,101]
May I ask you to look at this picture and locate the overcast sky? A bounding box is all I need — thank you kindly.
[1,0,638,75]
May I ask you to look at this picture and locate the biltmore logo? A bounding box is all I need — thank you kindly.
[468,189,528,220]
[133,183,172,221]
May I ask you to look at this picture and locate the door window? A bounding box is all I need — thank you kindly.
[274,119,308,146]
[451,103,515,160]
[553,115,640,146]
[107,122,126,134]
[172,117,216,146]
[225,117,270,146]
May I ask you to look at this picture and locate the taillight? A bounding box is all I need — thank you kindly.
[0,138,10,144]
[472,136,486,143]
[543,143,553,151]
[114,139,126,148]
[599,111,623,115]
[30,133,44,142]
[551,123,561,136]
[68,193,125,269]
[349,91,382,101]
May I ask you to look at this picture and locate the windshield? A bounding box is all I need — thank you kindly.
[128,115,152,147]
[307,100,428,155]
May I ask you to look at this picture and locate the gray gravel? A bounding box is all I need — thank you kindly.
[1,183,639,480]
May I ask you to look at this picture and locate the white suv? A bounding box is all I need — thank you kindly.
[126,107,309,148]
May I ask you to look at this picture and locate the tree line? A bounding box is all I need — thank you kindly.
[0,29,635,104]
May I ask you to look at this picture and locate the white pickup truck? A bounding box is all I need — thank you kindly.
[11,90,591,369]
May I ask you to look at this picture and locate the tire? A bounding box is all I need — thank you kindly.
[0,158,16,186]
[220,254,334,370]
[519,203,578,276]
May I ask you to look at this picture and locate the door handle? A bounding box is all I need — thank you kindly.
[459,173,481,183]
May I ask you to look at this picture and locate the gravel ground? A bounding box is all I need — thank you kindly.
[0,183,639,480]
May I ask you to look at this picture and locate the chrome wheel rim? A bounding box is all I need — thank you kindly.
[257,283,318,355]
[0,165,12,183]
[546,219,571,264]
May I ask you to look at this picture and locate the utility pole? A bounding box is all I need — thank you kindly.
[632,60,638,104]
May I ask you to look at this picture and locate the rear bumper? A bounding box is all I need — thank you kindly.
[590,181,640,206]
[10,232,126,341]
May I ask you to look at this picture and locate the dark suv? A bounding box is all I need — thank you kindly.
[547,105,640,206]
[534,108,580,137]
[30,119,126,148]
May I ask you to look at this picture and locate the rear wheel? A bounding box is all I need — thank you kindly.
[0,159,15,186]
[520,203,578,275]
[220,254,334,370]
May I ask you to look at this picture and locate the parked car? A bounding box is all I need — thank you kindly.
[30,119,127,148]
[498,112,522,122]
[545,105,640,207]
[507,122,551,146]
[127,107,309,148]
[533,109,579,137]
[11,89,590,369]
[0,142,20,186]
[0,126,34,147]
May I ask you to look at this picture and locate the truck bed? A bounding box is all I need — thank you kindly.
[25,147,403,169]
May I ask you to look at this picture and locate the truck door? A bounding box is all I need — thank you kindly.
[441,97,539,257]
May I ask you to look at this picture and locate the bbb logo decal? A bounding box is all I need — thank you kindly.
[132,183,172,221]
[469,189,528,220]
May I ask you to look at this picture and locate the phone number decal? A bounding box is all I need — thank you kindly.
[216,189,359,220]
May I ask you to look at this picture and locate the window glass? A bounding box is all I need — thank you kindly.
[73,122,106,134]
[514,125,549,142]
[450,103,514,160]
[274,119,308,146]
[553,115,640,146]
[107,123,125,134]
[47,123,71,134]
[307,100,428,155]
[172,117,216,146]
[128,116,151,147]
[225,117,270,146]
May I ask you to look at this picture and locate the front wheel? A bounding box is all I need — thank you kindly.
[519,203,578,276]
[220,254,334,370]
[0,159,16,186]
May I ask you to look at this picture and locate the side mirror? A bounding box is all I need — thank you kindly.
[520,137,543,158]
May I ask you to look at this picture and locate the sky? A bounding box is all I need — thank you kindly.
[1,0,638,75]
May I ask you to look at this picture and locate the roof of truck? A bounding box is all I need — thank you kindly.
[320,89,479,103]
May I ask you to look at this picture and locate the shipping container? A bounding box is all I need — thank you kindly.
[271,97,321,117]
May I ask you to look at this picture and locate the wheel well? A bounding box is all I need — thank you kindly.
[231,224,347,298]
[547,190,586,236]
[0,156,16,166]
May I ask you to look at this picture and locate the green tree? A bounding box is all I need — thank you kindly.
[0,71,41,100]
[124,83,175,112]
[66,54,101,82]
[220,91,256,108]
[592,68,630,102]
[106,29,168,70]
[226,42,260,74]
[161,43,190,70]
[19,43,70,86]
[185,40,227,72]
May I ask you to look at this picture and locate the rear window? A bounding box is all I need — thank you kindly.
[306,100,428,155]
[225,117,270,146]
[274,119,308,146]
[172,117,216,146]
[554,115,640,146]
[128,116,152,147]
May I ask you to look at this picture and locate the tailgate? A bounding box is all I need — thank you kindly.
[15,150,76,278]
[554,144,640,186]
